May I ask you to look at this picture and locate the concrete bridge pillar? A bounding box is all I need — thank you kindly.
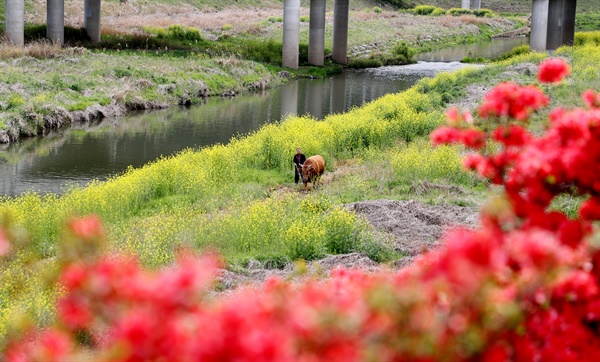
[530,0,549,52]
[6,0,25,46]
[332,0,349,64]
[561,0,576,46]
[282,0,301,69]
[472,0,481,10]
[84,0,102,43]
[47,0,65,45]
[308,0,326,66]
[530,0,577,52]
[547,0,565,50]
[462,0,471,10]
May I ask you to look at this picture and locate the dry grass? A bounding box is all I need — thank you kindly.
[217,53,242,66]
[457,14,497,25]
[0,39,85,59]
[353,10,399,21]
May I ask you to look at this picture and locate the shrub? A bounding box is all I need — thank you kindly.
[268,16,283,23]
[574,31,600,46]
[165,25,203,42]
[431,7,446,16]
[221,24,233,31]
[389,41,415,63]
[493,44,530,61]
[300,15,310,22]
[473,8,495,18]
[347,57,382,69]
[413,5,436,15]
[372,7,383,14]
[447,8,474,16]
[461,56,486,63]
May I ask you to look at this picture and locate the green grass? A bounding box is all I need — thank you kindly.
[577,14,600,32]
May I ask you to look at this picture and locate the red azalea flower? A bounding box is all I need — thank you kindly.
[582,89,600,109]
[538,58,570,83]
[579,197,600,221]
[460,128,486,149]
[0,228,10,257]
[478,82,548,120]
[67,215,103,240]
[38,330,73,362]
[57,296,93,330]
[492,125,532,147]
[430,126,462,145]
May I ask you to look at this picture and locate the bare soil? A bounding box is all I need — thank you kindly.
[217,198,479,290]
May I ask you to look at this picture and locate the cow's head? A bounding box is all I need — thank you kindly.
[301,164,314,183]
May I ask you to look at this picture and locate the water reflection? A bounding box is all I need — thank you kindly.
[418,37,529,62]
[0,62,473,197]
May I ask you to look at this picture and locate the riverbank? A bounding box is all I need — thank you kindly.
[0,47,287,143]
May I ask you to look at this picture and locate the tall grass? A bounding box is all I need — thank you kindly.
[574,31,600,46]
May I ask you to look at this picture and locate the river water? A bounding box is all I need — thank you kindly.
[418,37,528,62]
[0,38,525,197]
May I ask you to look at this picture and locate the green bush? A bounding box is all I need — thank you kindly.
[431,8,446,16]
[494,45,530,61]
[461,56,486,63]
[473,9,495,18]
[575,31,600,46]
[165,25,203,42]
[300,15,310,22]
[372,7,383,14]
[391,41,415,61]
[414,5,436,15]
[268,16,283,23]
[348,57,383,69]
[447,8,474,16]
[221,24,233,31]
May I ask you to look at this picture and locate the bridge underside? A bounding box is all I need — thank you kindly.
[5,0,101,46]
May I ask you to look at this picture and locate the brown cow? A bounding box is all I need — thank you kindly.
[298,155,325,191]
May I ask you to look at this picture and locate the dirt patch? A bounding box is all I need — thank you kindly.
[449,62,538,112]
[216,198,480,291]
[346,199,479,257]
[213,252,383,295]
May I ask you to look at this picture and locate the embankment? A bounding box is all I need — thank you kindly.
[0,49,282,144]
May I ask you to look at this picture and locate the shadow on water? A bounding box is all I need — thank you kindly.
[0,62,475,197]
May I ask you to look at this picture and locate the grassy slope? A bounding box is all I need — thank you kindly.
[407,0,600,32]
[408,0,597,13]
[0,49,280,136]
